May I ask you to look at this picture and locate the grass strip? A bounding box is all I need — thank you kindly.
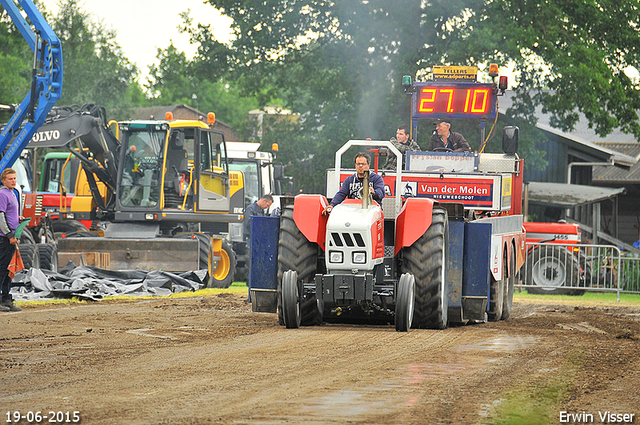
[514,290,640,307]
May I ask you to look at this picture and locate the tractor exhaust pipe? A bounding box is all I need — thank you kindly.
[362,170,371,209]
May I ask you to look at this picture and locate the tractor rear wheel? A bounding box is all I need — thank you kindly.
[395,273,415,332]
[277,204,322,326]
[402,207,449,329]
[19,228,36,245]
[52,219,88,234]
[282,270,301,329]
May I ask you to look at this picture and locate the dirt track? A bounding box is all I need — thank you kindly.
[1,294,639,425]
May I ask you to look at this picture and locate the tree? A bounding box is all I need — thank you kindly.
[147,41,258,130]
[198,0,640,192]
[466,0,640,138]
[0,3,40,122]
[51,0,137,115]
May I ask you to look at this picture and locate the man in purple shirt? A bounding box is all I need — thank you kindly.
[0,168,21,312]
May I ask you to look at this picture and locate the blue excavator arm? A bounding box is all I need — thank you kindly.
[0,0,63,171]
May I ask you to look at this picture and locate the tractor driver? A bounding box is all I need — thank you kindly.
[323,152,385,215]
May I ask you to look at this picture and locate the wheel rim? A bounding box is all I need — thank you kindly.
[532,256,565,288]
[212,248,231,281]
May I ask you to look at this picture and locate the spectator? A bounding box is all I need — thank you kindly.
[383,124,422,170]
[0,168,21,312]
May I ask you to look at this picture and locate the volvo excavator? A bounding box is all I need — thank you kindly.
[28,104,243,288]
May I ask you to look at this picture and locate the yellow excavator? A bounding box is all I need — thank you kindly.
[29,104,244,287]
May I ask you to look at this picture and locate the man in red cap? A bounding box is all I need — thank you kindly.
[428,118,471,152]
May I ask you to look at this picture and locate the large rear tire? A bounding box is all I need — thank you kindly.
[277,204,322,326]
[52,219,89,234]
[282,270,301,329]
[19,228,36,245]
[525,245,581,295]
[402,207,449,329]
[395,273,415,332]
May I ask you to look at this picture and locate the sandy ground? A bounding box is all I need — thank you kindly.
[1,293,639,425]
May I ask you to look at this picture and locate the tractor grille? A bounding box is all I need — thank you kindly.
[36,195,43,216]
[329,232,366,248]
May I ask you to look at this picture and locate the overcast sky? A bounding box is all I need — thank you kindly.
[40,0,233,78]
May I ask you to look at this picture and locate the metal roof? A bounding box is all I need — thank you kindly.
[526,182,626,208]
[592,142,640,183]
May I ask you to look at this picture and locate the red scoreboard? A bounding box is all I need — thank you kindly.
[412,82,497,120]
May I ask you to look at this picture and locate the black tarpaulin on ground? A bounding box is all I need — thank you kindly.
[9,262,209,302]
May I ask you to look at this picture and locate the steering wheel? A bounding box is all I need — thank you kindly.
[433,147,453,152]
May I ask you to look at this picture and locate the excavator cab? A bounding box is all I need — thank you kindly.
[114,120,234,216]
[117,123,164,209]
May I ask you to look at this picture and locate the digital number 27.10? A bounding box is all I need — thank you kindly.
[418,88,491,114]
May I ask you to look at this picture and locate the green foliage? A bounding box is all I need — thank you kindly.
[472,0,640,139]
[51,0,137,115]
[0,4,32,122]
[146,42,258,130]
[5,0,640,194]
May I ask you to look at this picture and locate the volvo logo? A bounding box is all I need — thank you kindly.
[31,130,61,143]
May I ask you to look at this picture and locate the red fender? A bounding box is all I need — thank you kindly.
[292,194,328,251]
[394,197,435,256]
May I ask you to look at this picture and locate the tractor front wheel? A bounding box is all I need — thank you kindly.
[277,204,322,326]
[395,273,415,332]
[282,270,301,329]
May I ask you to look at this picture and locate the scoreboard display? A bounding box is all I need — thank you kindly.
[412,82,497,120]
